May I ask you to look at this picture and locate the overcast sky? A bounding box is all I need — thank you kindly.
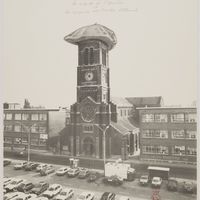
[3,0,197,108]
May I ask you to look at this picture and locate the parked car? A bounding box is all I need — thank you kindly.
[30,181,49,195]
[100,192,116,200]
[14,162,28,170]
[36,164,48,172]
[40,166,55,176]
[78,168,90,179]
[87,172,100,182]
[4,177,14,187]
[5,178,25,192]
[30,197,49,200]
[4,159,12,166]
[24,163,39,171]
[151,177,162,188]
[56,167,70,176]
[42,184,62,199]
[167,178,178,191]
[139,175,149,186]
[12,193,37,200]
[67,168,80,177]
[53,188,74,200]
[118,196,130,200]
[76,192,94,200]
[4,192,24,200]
[182,181,195,193]
[103,176,123,186]
[16,181,34,193]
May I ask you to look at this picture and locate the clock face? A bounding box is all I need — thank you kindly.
[85,71,94,81]
[80,103,96,122]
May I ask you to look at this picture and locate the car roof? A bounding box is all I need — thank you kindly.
[61,188,73,192]
[119,196,129,200]
[80,191,93,195]
[153,177,161,179]
[11,178,24,182]
[50,184,61,188]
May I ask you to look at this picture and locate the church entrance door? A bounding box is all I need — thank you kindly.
[83,137,94,156]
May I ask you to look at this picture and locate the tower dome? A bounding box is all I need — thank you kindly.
[64,23,117,50]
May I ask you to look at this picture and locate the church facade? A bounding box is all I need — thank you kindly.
[64,24,139,159]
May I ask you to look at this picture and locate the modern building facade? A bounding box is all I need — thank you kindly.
[3,104,67,151]
[63,24,140,159]
[137,107,197,162]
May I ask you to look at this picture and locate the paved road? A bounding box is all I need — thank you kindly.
[4,159,197,200]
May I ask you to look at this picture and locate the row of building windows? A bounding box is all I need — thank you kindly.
[4,137,47,146]
[142,145,196,156]
[4,125,46,134]
[4,113,47,121]
[141,113,196,123]
[142,129,196,139]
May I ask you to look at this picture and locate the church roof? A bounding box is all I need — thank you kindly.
[64,23,117,50]
[110,118,138,136]
[126,96,163,107]
[111,97,132,107]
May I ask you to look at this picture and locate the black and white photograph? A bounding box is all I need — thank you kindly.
[1,0,198,200]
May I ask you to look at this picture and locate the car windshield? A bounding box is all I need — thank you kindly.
[11,181,18,184]
[78,195,85,200]
[48,187,55,191]
[16,163,22,165]
[153,179,159,182]
[60,192,67,195]
[34,184,41,188]
[19,183,25,187]
[141,176,148,179]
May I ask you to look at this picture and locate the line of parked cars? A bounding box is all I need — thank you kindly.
[4,176,130,200]
[138,174,197,194]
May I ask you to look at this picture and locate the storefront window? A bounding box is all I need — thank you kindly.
[172,146,185,155]
[4,137,12,144]
[142,145,168,154]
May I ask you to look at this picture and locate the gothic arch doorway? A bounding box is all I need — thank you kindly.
[83,137,95,156]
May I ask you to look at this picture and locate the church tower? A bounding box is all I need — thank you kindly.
[64,24,117,158]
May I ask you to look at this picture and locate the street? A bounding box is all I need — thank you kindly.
[4,159,196,200]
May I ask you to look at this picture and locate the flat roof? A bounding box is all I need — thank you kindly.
[4,108,60,111]
[136,107,196,110]
[148,166,170,171]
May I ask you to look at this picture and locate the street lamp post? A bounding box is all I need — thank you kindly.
[96,125,109,175]
[16,122,37,163]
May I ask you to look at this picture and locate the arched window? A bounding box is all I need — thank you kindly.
[89,48,94,64]
[84,48,89,65]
